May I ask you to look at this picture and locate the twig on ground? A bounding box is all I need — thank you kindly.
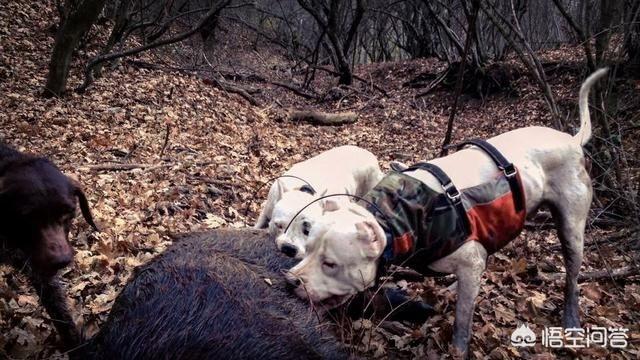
[82,163,172,171]
[159,124,171,159]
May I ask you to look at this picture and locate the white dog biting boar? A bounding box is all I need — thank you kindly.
[254,145,383,259]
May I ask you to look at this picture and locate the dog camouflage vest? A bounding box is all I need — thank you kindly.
[361,140,526,274]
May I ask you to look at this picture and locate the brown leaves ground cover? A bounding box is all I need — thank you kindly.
[0,1,639,359]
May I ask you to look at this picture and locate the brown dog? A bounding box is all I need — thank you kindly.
[0,143,99,348]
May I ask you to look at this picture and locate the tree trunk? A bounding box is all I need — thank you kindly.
[326,1,353,85]
[624,0,640,75]
[440,0,480,156]
[595,0,621,66]
[93,0,130,78]
[334,47,354,85]
[296,0,365,86]
[44,0,107,97]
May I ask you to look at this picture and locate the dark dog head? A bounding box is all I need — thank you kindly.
[0,157,99,276]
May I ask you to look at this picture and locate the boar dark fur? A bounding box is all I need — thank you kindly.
[73,228,348,360]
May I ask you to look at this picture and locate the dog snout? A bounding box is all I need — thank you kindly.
[280,243,298,258]
[48,250,73,270]
[37,225,74,273]
[44,240,73,268]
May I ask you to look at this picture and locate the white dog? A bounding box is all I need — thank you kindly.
[254,145,383,259]
[286,69,608,355]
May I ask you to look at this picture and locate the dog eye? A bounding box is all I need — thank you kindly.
[302,221,310,236]
[323,261,336,269]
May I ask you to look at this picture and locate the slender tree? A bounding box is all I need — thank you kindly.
[297,0,366,85]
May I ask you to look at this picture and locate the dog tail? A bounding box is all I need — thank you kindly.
[575,68,609,146]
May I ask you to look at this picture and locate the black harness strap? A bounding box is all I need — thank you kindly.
[456,139,525,212]
[403,162,470,234]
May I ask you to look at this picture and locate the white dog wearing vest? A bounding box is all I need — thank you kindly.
[254,145,383,259]
[286,69,608,355]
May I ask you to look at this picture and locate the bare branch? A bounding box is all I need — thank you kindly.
[77,1,232,93]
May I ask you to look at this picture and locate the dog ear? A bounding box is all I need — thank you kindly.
[274,180,285,200]
[67,177,100,232]
[355,220,386,259]
[322,199,341,213]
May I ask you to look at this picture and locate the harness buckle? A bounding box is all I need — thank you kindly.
[442,182,461,203]
[501,164,517,178]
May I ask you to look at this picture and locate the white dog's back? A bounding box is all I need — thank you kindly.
[284,145,382,196]
[254,145,383,231]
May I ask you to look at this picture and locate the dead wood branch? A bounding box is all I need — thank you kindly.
[203,78,260,106]
[76,1,232,92]
[288,110,358,126]
[548,226,640,250]
[84,160,217,172]
[269,81,318,99]
[192,176,242,188]
[440,0,479,157]
[124,59,196,74]
[121,60,260,106]
[578,266,639,282]
[83,163,173,171]
[414,69,450,98]
[544,266,639,283]
[480,0,561,127]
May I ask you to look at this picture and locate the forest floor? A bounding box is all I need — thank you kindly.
[1,1,639,359]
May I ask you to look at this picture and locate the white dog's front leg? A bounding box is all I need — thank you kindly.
[254,182,283,229]
[429,241,487,357]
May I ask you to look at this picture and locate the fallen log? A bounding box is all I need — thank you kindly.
[288,110,358,126]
